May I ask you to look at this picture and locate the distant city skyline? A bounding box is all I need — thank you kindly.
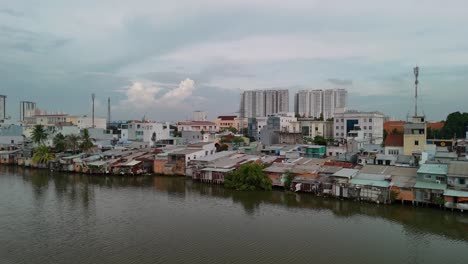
[1,1,468,121]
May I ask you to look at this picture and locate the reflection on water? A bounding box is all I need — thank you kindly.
[1,166,467,264]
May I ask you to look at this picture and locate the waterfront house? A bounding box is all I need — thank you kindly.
[414,164,448,205]
[389,167,418,204]
[197,154,259,184]
[384,134,404,156]
[60,153,85,172]
[329,168,359,198]
[0,150,20,164]
[444,161,468,211]
[349,172,391,203]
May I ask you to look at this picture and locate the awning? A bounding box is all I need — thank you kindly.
[444,189,468,198]
[122,160,142,166]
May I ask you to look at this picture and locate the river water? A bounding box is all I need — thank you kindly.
[1,166,468,264]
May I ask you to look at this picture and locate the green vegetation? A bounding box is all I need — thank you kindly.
[80,129,94,152]
[66,134,80,154]
[31,125,48,144]
[53,133,66,152]
[313,135,327,146]
[32,145,55,164]
[224,163,272,191]
[283,171,294,190]
[439,112,468,139]
[216,144,229,152]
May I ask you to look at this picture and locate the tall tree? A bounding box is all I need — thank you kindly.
[53,133,67,152]
[80,129,94,153]
[224,163,272,191]
[31,125,48,145]
[66,134,80,154]
[32,145,55,164]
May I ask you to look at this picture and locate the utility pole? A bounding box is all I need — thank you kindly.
[413,66,419,116]
[107,97,111,128]
[92,93,95,128]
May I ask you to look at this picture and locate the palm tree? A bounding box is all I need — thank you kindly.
[66,134,80,154]
[31,125,48,145]
[32,145,55,165]
[53,133,67,152]
[80,129,94,153]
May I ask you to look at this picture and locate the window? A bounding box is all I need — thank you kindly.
[436,176,444,182]
[415,140,419,146]
[336,133,339,136]
[205,151,208,156]
[369,126,372,130]
[369,133,372,138]
[329,152,332,156]
[315,127,318,131]
[424,174,431,179]
[341,119,344,122]
[369,118,372,122]
[459,178,466,185]
[341,133,344,136]
[336,126,339,129]
[364,126,367,129]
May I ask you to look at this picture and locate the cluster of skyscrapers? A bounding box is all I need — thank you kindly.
[294,89,348,120]
[239,89,289,118]
[239,88,348,120]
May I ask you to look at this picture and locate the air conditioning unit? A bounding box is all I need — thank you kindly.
[436,180,441,184]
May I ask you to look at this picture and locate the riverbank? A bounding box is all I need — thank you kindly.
[1,166,468,264]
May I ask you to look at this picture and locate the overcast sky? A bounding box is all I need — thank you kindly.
[1,0,467,121]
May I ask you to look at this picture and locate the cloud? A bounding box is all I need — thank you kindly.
[118,78,195,110]
[119,82,161,109]
[327,78,353,86]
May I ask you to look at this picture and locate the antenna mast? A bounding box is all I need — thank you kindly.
[107,97,111,128]
[92,93,95,128]
[413,66,419,116]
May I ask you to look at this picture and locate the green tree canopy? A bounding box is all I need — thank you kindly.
[32,145,55,164]
[31,125,48,145]
[283,171,294,190]
[80,129,94,153]
[313,135,327,146]
[224,163,272,191]
[66,134,80,153]
[440,112,468,139]
[53,133,66,152]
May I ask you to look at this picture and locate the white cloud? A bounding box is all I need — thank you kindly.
[118,78,195,110]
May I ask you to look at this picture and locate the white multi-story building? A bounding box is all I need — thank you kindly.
[333,110,385,144]
[193,111,207,121]
[0,95,6,120]
[68,116,107,129]
[298,118,333,139]
[295,88,347,119]
[240,89,289,118]
[122,121,171,146]
[177,121,218,132]
[20,101,37,122]
[294,90,310,117]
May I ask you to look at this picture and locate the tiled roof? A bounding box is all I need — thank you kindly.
[384,134,404,147]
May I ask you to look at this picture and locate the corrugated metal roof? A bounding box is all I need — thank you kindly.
[201,168,233,173]
[88,160,108,167]
[122,160,141,166]
[417,164,448,175]
[447,161,468,177]
[444,189,468,198]
[350,179,390,188]
[332,168,359,179]
[390,175,416,188]
[414,181,447,190]
[355,173,388,181]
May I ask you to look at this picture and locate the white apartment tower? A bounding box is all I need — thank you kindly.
[294,88,347,119]
[0,95,6,120]
[240,89,289,118]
